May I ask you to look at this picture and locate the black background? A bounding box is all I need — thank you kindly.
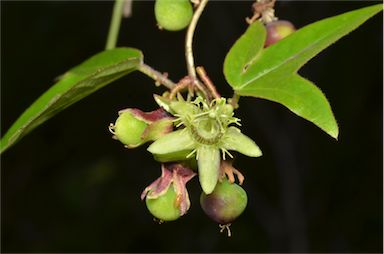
[1,1,383,252]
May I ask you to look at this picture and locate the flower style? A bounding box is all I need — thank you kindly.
[147,95,262,194]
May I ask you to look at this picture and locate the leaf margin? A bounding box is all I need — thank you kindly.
[1,47,143,153]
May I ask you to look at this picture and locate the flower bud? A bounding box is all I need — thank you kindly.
[109,108,174,148]
[265,20,296,47]
[200,179,247,224]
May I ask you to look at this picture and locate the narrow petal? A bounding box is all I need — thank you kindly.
[147,129,195,155]
[140,177,161,200]
[126,108,172,123]
[171,165,196,216]
[221,127,262,157]
[141,165,173,200]
[197,146,220,194]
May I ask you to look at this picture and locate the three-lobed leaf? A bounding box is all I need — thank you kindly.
[224,4,383,139]
[1,48,143,153]
[224,21,266,86]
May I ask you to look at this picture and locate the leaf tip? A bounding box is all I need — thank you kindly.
[328,127,339,140]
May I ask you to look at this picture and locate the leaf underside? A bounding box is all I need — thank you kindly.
[1,48,143,153]
[224,4,383,139]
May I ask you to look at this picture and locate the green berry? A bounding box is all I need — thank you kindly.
[113,111,148,146]
[146,184,181,221]
[200,179,247,224]
[155,0,193,31]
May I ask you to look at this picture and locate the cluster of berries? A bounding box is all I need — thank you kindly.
[109,95,256,232]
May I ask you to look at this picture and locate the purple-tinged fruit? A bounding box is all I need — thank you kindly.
[200,179,247,224]
[265,20,295,47]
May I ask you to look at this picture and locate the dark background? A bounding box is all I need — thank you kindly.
[1,1,382,252]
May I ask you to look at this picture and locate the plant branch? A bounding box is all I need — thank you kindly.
[105,0,125,50]
[138,63,177,89]
[196,66,220,99]
[185,0,209,80]
[229,93,240,109]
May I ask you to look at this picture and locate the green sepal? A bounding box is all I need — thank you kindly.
[221,127,262,157]
[153,94,173,113]
[197,145,220,194]
[147,129,195,155]
[169,100,199,117]
[153,149,194,163]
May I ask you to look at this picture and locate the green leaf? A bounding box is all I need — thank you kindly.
[224,21,266,86]
[240,74,339,138]
[224,4,383,139]
[1,48,143,153]
[197,145,220,194]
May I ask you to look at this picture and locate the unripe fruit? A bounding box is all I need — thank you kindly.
[200,179,247,224]
[146,184,181,221]
[155,0,193,31]
[114,111,148,146]
[265,20,296,47]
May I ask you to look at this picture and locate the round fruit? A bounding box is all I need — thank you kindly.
[155,0,193,31]
[114,111,148,146]
[265,20,295,47]
[200,179,247,224]
[146,185,181,221]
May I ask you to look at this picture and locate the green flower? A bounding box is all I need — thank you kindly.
[147,96,262,194]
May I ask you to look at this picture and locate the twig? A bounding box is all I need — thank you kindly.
[194,80,211,100]
[246,0,277,24]
[185,0,209,80]
[122,0,133,18]
[169,77,193,99]
[138,63,176,89]
[169,76,210,100]
[196,66,220,99]
[229,93,240,109]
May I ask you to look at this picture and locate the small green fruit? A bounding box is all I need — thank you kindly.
[146,184,181,221]
[200,179,247,224]
[113,111,148,146]
[265,20,295,47]
[155,0,193,31]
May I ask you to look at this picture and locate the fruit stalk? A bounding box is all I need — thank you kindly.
[185,0,209,80]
